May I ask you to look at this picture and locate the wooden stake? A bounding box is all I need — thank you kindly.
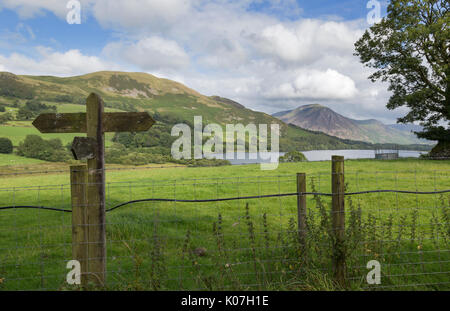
[70,165,88,286]
[86,93,106,286]
[331,155,346,287]
[297,173,307,245]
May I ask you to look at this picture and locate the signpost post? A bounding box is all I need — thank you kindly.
[33,93,155,286]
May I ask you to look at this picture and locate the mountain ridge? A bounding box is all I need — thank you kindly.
[0,71,432,152]
[273,104,431,145]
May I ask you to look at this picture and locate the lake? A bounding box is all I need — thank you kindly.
[212,150,427,165]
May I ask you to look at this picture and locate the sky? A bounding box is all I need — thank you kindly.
[0,0,405,124]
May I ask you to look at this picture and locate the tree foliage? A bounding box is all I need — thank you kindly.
[17,135,69,162]
[0,112,13,124]
[279,150,308,163]
[17,100,56,121]
[355,0,449,142]
[0,137,13,154]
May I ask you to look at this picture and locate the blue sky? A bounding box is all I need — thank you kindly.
[0,0,398,123]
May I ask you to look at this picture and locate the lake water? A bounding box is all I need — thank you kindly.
[301,149,426,162]
[212,150,427,165]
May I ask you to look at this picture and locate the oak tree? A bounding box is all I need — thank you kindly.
[355,0,449,155]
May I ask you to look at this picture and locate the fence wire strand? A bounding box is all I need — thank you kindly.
[0,168,449,291]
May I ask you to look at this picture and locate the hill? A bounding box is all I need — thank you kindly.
[273,104,432,145]
[388,123,424,133]
[0,71,431,153]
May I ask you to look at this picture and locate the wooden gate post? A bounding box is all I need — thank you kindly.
[297,173,307,245]
[70,165,88,286]
[331,156,346,287]
[86,94,106,286]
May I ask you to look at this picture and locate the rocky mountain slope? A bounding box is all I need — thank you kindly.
[273,104,431,145]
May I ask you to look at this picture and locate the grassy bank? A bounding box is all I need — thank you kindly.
[0,158,449,291]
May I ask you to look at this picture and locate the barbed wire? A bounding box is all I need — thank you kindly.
[1,188,449,213]
[1,167,449,291]
[0,156,449,177]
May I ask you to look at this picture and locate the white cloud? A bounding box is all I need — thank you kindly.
[252,20,364,65]
[0,0,72,18]
[103,37,190,72]
[263,69,357,100]
[0,47,118,76]
[0,0,398,121]
[258,23,310,63]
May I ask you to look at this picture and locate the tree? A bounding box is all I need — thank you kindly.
[355,0,449,156]
[17,107,35,120]
[279,151,307,163]
[0,137,13,154]
[17,135,69,162]
[0,112,13,124]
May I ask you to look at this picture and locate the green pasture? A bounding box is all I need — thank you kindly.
[0,122,115,147]
[0,104,122,147]
[0,153,46,166]
[53,103,124,113]
[0,159,449,291]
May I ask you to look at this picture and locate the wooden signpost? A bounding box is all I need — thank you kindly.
[33,93,155,286]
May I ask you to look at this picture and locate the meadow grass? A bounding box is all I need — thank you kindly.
[0,123,79,146]
[53,103,124,113]
[0,154,45,166]
[0,122,115,146]
[0,158,449,291]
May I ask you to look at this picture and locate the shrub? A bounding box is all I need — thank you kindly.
[279,150,308,163]
[0,112,13,124]
[16,100,56,120]
[0,137,13,154]
[104,143,231,167]
[17,107,35,120]
[16,135,69,162]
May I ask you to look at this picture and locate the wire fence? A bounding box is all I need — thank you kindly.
[0,165,449,291]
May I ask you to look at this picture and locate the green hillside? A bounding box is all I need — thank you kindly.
[354,119,424,145]
[0,71,429,153]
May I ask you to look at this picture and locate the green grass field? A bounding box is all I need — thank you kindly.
[0,153,46,166]
[0,158,449,291]
[0,122,115,147]
[53,103,125,114]
[0,104,123,147]
[0,123,79,146]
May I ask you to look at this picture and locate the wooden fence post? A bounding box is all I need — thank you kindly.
[70,165,88,286]
[297,173,307,245]
[86,93,106,286]
[32,93,154,288]
[331,155,346,287]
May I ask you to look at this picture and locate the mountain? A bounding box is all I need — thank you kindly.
[274,104,367,141]
[0,71,276,127]
[0,71,431,152]
[273,104,432,145]
[388,123,423,133]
